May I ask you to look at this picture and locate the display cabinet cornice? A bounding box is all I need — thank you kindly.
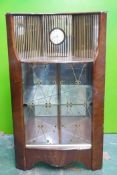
[6,12,107,170]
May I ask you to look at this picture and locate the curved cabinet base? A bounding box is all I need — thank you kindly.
[16,149,101,170]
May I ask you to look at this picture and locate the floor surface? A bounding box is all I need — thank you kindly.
[0,134,117,175]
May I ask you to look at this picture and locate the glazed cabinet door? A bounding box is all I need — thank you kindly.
[22,62,93,149]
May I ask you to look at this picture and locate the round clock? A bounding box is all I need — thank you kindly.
[50,28,65,45]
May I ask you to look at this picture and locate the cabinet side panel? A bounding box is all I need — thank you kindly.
[92,13,107,170]
[6,14,26,170]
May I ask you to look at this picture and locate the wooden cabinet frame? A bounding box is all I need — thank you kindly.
[6,12,107,170]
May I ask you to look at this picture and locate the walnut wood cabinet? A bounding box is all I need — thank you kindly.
[6,12,107,170]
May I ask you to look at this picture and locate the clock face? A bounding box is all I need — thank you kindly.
[50,28,65,45]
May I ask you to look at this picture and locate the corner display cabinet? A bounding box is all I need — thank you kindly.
[6,12,107,170]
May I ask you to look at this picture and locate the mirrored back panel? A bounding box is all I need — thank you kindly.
[22,62,93,148]
[13,14,99,62]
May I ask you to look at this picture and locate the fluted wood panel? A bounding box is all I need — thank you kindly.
[13,14,99,62]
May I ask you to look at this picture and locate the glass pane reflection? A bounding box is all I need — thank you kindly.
[22,63,92,146]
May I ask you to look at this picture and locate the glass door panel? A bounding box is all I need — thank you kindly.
[60,63,92,144]
[22,64,59,145]
[22,63,92,147]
